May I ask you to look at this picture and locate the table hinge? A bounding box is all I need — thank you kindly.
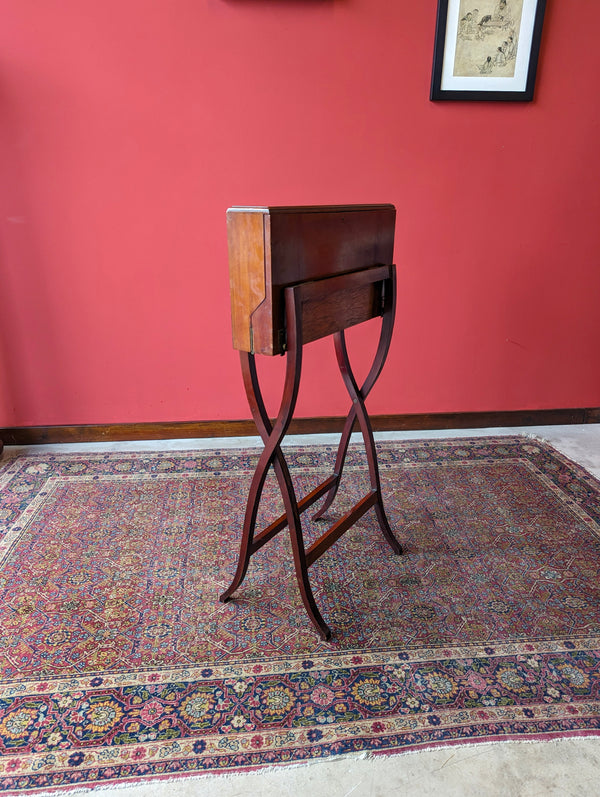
[380,279,387,314]
[279,328,287,353]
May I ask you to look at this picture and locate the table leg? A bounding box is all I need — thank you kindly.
[313,273,402,557]
[219,288,331,640]
[334,328,402,555]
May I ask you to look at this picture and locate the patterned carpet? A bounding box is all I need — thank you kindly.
[1,437,600,793]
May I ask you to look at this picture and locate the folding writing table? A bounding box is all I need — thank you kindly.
[220,204,403,640]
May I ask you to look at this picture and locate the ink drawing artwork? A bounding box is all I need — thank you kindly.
[454,0,523,78]
[430,0,546,101]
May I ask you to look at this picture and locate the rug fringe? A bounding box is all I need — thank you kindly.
[22,736,600,797]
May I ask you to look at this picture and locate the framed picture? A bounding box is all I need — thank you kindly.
[430,0,547,101]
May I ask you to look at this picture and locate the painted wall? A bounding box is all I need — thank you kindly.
[0,0,599,427]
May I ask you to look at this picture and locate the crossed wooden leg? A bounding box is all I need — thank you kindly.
[220,276,402,640]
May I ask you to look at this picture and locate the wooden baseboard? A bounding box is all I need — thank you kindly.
[1,407,599,446]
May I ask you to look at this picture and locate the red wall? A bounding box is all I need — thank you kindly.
[1,0,599,427]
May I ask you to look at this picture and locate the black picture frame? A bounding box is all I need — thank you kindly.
[430,0,547,101]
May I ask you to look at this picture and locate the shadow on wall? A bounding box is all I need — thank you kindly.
[0,78,69,428]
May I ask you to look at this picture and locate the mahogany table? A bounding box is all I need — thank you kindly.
[219,204,403,640]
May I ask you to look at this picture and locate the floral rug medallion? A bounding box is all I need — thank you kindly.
[0,437,599,793]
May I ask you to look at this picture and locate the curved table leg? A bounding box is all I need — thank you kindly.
[313,270,400,557]
[334,328,402,555]
[219,287,331,640]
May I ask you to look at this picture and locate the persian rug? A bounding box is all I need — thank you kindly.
[1,436,600,794]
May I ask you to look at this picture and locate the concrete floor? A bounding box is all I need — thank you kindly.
[5,424,600,796]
